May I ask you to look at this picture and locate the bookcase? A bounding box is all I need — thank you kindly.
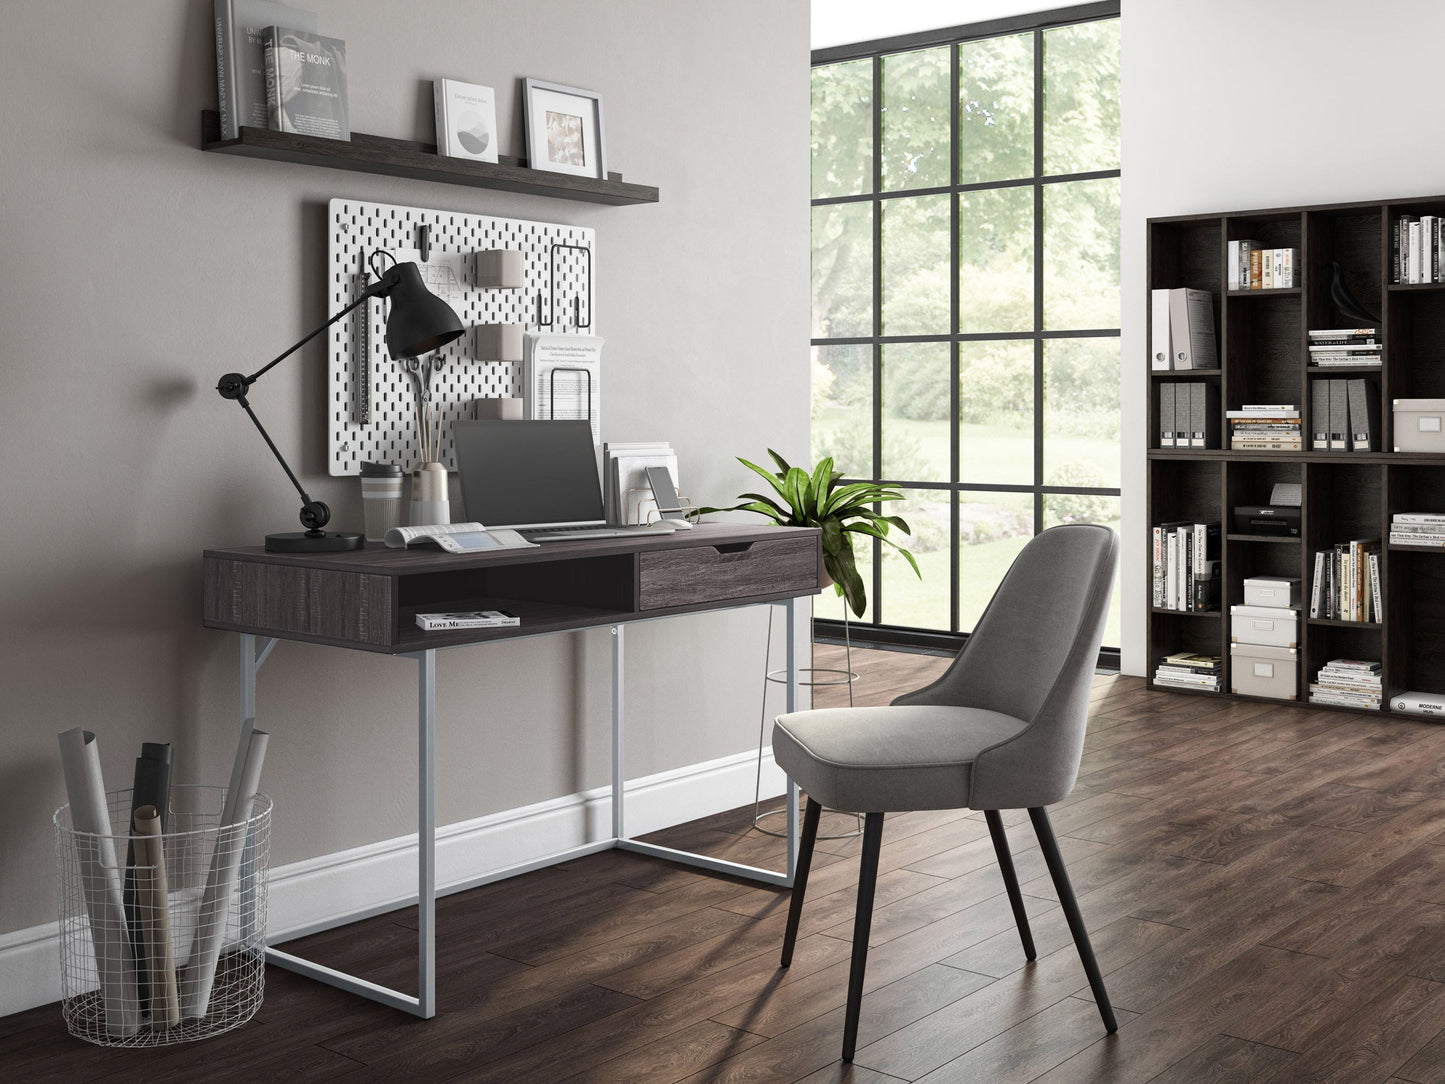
[1147,193,1445,711]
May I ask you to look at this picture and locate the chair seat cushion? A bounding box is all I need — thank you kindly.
[772,705,1029,813]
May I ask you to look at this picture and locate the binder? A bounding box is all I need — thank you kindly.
[1189,382,1219,448]
[1168,288,1218,370]
[1151,289,1172,370]
[1177,384,1194,450]
[1227,241,1240,290]
[1159,383,1176,447]
[1328,379,1349,451]
[1310,379,1330,450]
[1347,378,1378,451]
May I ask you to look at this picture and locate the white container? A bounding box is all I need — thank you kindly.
[1243,576,1301,608]
[1394,398,1445,453]
[1230,604,1299,648]
[1230,643,1298,700]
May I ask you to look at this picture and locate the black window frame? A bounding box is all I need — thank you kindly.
[811,1,1122,668]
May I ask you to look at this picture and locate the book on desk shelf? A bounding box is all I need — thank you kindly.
[416,610,519,631]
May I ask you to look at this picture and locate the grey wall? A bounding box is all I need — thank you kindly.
[0,0,810,935]
[1118,0,1445,674]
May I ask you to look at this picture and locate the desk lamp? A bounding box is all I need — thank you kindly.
[217,262,464,552]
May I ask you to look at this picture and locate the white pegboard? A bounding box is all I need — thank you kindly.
[327,198,596,475]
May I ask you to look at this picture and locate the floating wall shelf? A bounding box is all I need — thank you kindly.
[200,111,659,207]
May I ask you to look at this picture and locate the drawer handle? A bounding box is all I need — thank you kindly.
[712,542,756,556]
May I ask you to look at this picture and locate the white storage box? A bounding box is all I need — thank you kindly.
[1230,643,1298,700]
[1394,398,1445,453]
[1230,604,1299,648]
[1243,576,1301,608]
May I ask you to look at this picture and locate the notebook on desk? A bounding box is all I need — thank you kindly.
[453,419,676,541]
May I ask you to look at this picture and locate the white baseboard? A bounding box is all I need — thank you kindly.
[0,747,786,1018]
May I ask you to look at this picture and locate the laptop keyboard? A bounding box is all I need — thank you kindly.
[519,524,677,542]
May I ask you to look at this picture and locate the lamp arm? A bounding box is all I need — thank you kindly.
[244,285,382,386]
[216,281,392,534]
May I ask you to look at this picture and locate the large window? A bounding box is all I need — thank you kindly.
[811,4,1121,650]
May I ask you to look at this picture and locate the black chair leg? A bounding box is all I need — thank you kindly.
[984,809,1036,961]
[781,797,822,967]
[842,811,885,1062]
[1028,806,1118,1033]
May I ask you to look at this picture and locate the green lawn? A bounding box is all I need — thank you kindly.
[814,408,1120,489]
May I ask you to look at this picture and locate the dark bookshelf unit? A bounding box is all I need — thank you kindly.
[1147,194,1445,714]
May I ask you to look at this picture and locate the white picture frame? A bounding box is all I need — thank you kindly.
[522,78,606,180]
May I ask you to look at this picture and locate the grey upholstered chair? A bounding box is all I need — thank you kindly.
[772,523,1119,1062]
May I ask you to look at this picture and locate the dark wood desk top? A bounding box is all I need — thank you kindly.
[204,523,812,575]
[204,523,822,654]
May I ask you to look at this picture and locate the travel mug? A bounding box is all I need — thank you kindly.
[359,462,404,541]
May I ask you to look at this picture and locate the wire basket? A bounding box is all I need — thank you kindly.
[54,785,270,1047]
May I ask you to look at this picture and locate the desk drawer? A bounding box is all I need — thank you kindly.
[638,536,819,610]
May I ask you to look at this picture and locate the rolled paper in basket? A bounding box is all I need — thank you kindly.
[180,728,268,1020]
[133,805,180,1028]
[57,727,140,1037]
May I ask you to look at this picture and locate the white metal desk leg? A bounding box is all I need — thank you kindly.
[611,626,625,840]
[417,649,437,1018]
[784,597,803,880]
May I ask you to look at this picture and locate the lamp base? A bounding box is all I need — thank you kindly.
[265,530,365,553]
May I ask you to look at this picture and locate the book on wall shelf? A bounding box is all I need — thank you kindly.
[263,27,349,140]
[1391,513,1445,548]
[1307,327,1381,368]
[213,0,317,140]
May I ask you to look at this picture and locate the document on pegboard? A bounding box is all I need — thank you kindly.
[525,333,603,444]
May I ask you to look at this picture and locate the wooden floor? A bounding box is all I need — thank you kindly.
[10,646,1445,1082]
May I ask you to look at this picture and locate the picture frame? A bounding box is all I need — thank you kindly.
[522,78,606,180]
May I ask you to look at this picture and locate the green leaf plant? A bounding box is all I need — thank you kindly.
[691,449,919,618]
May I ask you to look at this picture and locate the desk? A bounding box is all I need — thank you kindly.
[202,523,821,1017]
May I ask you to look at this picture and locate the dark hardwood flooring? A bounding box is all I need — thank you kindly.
[10,646,1445,1082]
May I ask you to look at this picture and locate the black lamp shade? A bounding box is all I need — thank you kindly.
[383,262,466,358]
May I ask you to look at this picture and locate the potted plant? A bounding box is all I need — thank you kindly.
[694,450,918,617]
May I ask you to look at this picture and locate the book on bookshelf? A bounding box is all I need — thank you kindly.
[1309,541,1380,621]
[1393,214,1445,283]
[263,26,349,140]
[1151,521,1219,612]
[213,0,317,140]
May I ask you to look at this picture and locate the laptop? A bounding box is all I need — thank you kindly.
[453,419,676,541]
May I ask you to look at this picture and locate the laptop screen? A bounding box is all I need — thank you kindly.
[453,419,605,528]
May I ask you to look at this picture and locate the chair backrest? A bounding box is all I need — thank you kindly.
[893,524,1117,809]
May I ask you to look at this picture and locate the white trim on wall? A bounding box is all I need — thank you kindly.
[1,748,788,1018]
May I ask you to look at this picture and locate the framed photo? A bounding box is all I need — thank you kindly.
[522,78,606,180]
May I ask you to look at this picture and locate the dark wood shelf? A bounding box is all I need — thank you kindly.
[199,110,660,207]
[1149,607,1221,617]
[1150,368,1222,379]
[1306,618,1381,629]
[1226,288,1301,297]
[1388,282,1445,292]
[1387,542,1445,553]
[1306,365,1383,375]
[1226,533,1300,543]
[1150,449,1445,463]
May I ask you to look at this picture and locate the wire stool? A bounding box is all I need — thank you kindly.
[752,599,863,840]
